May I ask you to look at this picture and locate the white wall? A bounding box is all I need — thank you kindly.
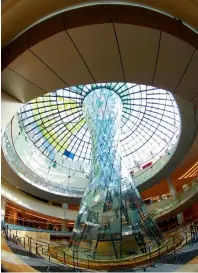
[1,179,78,221]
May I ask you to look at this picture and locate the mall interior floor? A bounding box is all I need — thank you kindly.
[2,237,198,272]
[108,241,198,272]
[140,241,198,272]
[3,239,79,272]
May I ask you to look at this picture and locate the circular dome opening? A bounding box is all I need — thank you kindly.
[2,83,181,196]
[19,83,181,171]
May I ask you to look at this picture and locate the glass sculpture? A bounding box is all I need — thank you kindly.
[18,83,180,173]
[69,87,163,259]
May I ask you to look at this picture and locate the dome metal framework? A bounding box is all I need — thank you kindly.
[19,83,181,171]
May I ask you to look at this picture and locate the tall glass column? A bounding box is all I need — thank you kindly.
[69,87,163,259]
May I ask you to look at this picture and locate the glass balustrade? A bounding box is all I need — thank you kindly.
[2,118,196,206]
[2,126,85,197]
[133,148,177,184]
[2,115,180,198]
[149,178,198,217]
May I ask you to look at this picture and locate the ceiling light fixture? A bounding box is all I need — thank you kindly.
[178,161,198,179]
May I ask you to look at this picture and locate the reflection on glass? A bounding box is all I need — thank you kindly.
[18,83,181,173]
[69,87,163,259]
[2,82,181,198]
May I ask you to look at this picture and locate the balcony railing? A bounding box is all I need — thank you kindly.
[4,178,198,235]
[2,128,85,197]
[148,178,198,218]
[2,115,179,198]
[2,218,198,271]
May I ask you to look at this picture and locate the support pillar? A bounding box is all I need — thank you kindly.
[167,177,184,224]
[13,210,18,225]
[177,213,184,225]
[167,177,176,196]
[1,197,7,227]
[61,220,67,232]
[47,201,53,230]
[62,203,68,232]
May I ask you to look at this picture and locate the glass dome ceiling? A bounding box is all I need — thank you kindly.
[18,83,181,171]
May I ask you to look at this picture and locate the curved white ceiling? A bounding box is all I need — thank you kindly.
[2,24,198,106]
[18,83,180,169]
[2,0,198,47]
[1,6,198,201]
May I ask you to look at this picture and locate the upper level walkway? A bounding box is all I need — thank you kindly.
[3,178,198,229]
[148,178,198,222]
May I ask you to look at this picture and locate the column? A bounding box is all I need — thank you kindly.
[167,177,184,224]
[1,197,7,226]
[69,87,163,259]
[13,210,18,225]
[61,220,67,232]
[47,201,53,230]
[62,203,68,232]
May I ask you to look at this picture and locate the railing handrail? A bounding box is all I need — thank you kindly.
[173,177,198,197]
[2,216,198,271]
[3,129,85,192]
[4,178,198,232]
[148,177,198,204]
[5,222,73,235]
[4,211,198,245]
[5,214,62,226]
[2,131,85,197]
[2,116,181,198]
[148,178,198,214]
[4,130,196,200]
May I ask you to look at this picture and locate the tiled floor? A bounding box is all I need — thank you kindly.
[2,238,77,272]
[1,237,38,272]
[2,237,198,272]
[139,241,198,272]
[174,256,198,272]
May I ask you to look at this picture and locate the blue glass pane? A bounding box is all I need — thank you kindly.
[63,149,75,159]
